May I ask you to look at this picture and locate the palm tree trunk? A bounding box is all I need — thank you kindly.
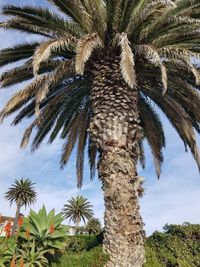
[75,218,80,229]
[11,201,21,236]
[99,149,145,266]
[89,55,145,266]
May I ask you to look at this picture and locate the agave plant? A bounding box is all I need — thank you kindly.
[19,206,68,251]
[17,239,52,267]
[0,239,15,267]
[1,1,200,266]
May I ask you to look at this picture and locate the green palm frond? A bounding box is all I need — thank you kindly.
[88,138,97,180]
[143,85,200,170]
[1,5,81,38]
[0,18,53,37]
[0,59,60,87]
[139,96,165,178]
[0,42,39,67]
[48,0,93,33]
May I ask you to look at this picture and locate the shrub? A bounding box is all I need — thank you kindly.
[147,224,200,267]
[65,235,101,252]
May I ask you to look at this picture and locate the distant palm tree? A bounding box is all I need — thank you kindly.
[5,178,37,235]
[62,195,93,228]
[86,217,101,236]
[1,1,200,265]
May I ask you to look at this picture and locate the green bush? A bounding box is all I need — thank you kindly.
[51,246,109,267]
[144,246,164,267]
[146,223,200,267]
[65,235,102,252]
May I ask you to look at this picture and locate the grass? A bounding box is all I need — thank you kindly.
[50,246,109,267]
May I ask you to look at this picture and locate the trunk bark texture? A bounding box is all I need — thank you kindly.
[11,202,21,236]
[89,55,145,266]
[75,218,80,229]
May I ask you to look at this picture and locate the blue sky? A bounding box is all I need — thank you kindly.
[0,0,200,236]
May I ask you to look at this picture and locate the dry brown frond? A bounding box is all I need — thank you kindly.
[20,122,37,149]
[75,33,102,75]
[33,37,76,76]
[35,59,75,115]
[0,75,46,123]
[119,32,136,88]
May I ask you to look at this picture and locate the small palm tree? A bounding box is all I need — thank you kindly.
[86,218,101,236]
[62,195,93,228]
[5,178,37,235]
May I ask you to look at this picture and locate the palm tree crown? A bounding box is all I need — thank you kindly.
[5,178,37,207]
[85,217,102,235]
[62,195,93,225]
[0,0,200,186]
[0,0,200,188]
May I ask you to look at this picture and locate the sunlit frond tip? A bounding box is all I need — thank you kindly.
[75,33,102,75]
[119,33,136,89]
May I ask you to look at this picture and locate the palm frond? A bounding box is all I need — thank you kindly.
[32,38,76,76]
[143,85,200,171]
[20,122,37,149]
[136,44,167,94]
[0,42,39,68]
[88,138,97,180]
[119,32,136,88]
[139,96,165,178]
[126,0,174,36]
[75,33,102,75]
[2,5,82,37]
[48,80,88,143]
[82,0,106,38]
[0,18,52,37]
[76,103,90,188]
[48,0,93,33]
[0,59,60,88]
[0,75,46,123]
[138,139,145,170]
[35,59,75,116]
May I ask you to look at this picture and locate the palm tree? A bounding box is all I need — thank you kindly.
[0,1,200,265]
[5,178,37,236]
[62,195,93,228]
[85,217,101,236]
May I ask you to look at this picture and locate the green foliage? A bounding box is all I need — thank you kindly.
[146,223,200,267]
[50,246,109,267]
[65,235,102,252]
[19,206,68,252]
[16,238,53,267]
[144,246,164,267]
[0,237,16,267]
[85,218,101,235]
